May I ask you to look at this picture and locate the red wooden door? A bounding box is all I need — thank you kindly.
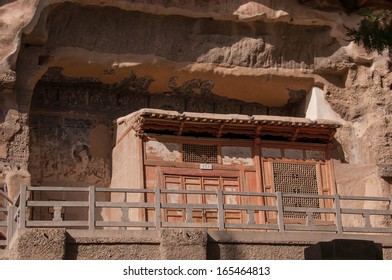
[162,171,242,225]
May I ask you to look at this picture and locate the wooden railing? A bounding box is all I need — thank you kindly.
[1,185,392,248]
[0,205,7,247]
[0,188,18,248]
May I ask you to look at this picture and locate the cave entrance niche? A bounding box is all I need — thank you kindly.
[16,1,342,225]
[22,2,332,190]
[28,65,314,189]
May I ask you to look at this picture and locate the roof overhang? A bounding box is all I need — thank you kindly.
[116,109,341,143]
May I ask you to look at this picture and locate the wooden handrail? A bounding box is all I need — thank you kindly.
[0,189,13,205]
[6,185,391,235]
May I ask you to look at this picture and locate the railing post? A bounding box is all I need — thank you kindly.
[306,211,314,226]
[217,189,224,230]
[88,186,95,231]
[19,185,27,229]
[185,207,193,223]
[276,192,285,232]
[121,191,130,223]
[363,214,372,229]
[52,206,64,222]
[155,188,161,230]
[121,208,130,222]
[334,193,343,234]
[247,209,255,224]
[6,206,14,247]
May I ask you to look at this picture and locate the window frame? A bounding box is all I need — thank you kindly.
[259,140,336,225]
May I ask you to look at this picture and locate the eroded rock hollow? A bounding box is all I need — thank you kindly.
[0,0,391,204]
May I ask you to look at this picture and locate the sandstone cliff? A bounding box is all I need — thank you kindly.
[0,0,391,196]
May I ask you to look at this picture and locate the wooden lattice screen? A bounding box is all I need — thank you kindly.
[272,162,321,219]
[182,144,218,163]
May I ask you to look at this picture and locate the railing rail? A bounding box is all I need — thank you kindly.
[1,185,391,245]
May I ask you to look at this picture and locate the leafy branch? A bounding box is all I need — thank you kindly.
[345,9,392,53]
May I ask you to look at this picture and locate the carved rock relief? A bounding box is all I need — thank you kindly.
[32,68,305,117]
[0,70,16,91]
[29,115,111,186]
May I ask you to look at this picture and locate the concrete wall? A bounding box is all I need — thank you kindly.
[333,161,392,228]
[65,230,160,260]
[305,87,344,123]
[7,228,392,260]
[109,128,144,222]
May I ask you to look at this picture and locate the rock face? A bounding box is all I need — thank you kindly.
[0,1,391,199]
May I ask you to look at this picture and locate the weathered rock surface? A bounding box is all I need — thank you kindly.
[9,228,66,260]
[0,0,391,208]
[160,229,207,259]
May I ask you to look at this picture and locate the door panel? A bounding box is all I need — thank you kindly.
[163,175,183,222]
[184,176,202,204]
[222,177,242,223]
[162,171,242,225]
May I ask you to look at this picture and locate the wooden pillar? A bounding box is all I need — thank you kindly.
[253,138,266,225]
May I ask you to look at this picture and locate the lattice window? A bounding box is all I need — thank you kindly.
[182,144,218,163]
[272,162,321,219]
